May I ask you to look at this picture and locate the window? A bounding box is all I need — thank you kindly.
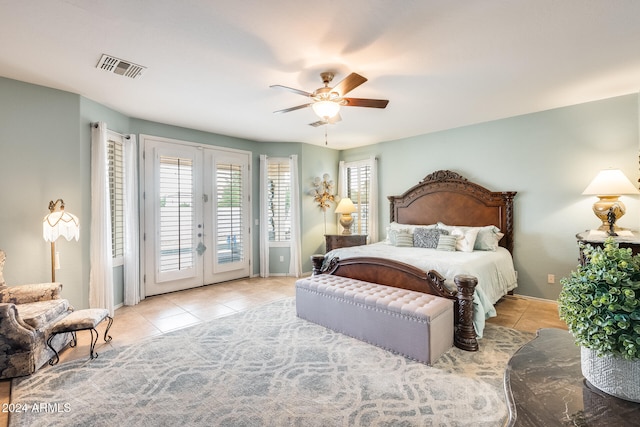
[107,134,124,263]
[216,163,244,264]
[267,160,291,242]
[158,155,194,273]
[345,161,372,236]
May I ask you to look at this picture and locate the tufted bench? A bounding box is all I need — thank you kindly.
[295,274,454,365]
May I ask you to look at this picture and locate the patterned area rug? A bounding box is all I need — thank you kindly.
[10,298,532,427]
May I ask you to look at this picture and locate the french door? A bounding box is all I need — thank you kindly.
[142,136,251,296]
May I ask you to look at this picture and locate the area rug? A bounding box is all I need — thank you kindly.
[10,298,532,427]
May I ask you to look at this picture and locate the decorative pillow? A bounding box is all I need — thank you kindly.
[414,228,449,249]
[387,228,411,245]
[474,225,505,251]
[436,234,458,251]
[394,230,414,247]
[450,227,480,252]
[437,223,504,251]
[385,222,437,243]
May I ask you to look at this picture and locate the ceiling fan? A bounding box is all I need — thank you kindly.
[270,72,389,127]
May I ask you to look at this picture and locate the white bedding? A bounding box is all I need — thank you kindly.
[325,242,518,338]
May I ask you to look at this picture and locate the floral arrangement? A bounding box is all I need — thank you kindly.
[310,174,335,211]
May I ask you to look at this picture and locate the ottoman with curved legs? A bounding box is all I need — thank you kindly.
[46,308,113,365]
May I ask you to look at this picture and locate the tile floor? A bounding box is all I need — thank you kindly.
[0,276,567,427]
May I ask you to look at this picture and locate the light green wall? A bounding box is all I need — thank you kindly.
[301,144,341,259]
[342,94,640,300]
[0,78,86,309]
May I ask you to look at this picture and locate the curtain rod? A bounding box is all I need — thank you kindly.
[91,122,131,140]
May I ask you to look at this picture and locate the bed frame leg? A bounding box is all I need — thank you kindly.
[453,274,479,351]
[311,254,325,275]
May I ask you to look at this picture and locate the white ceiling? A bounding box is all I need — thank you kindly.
[1,0,639,150]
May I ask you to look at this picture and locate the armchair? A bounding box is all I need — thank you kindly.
[0,250,73,379]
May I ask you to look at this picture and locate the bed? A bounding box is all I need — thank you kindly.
[311,170,517,351]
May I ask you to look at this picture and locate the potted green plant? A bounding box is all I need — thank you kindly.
[558,237,640,402]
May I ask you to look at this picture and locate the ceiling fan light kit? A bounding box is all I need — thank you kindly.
[312,100,341,119]
[271,71,389,126]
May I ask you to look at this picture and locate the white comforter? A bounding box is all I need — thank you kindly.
[325,242,518,338]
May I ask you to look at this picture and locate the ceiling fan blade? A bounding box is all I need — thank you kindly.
[309,113,342,127]
[343,98,389,108]
[270,84,312,97]
[333,73,367,97]
[273,103,313,114]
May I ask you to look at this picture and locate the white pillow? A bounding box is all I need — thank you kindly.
[450,228,479,252]
[387,227,411,245]
[437,223,504,251]
[474,225,504,251]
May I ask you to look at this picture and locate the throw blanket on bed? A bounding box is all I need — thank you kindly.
[325,242,518,338]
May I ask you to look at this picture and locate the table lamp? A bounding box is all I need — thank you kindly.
[582,169,639,233]
[335,197,356,235]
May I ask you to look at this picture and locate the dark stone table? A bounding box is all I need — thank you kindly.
[504,328,640,426]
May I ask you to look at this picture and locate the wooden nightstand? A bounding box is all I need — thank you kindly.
[576,229,640,264]
[325,234,367,252]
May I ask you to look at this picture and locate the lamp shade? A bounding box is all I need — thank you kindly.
[335,197,356,214]
[312,100,340,119]
[583,169,639,195]
[43,209,80,242]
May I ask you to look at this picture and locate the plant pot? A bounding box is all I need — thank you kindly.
[581,346,640,403]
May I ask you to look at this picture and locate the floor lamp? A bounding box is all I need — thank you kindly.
[43,199,79,282]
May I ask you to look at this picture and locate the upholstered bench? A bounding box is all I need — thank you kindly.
[46,308,113,365]
[295,274,454,365]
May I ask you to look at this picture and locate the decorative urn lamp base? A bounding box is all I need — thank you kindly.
[581,347,640,403]
[339,215,354,235]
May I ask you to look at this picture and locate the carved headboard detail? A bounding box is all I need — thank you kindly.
[388,170,517,254]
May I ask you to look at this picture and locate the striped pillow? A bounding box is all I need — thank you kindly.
[436,234,458,251]
[394,230,414,247]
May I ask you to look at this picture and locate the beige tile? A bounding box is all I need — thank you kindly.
[189,304,238,321]
[486,311,523,329]
[221,296,269,311]
[151,312,201,333]
[134,297,186,319]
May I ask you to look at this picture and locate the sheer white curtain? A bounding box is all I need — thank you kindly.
[338,161,347,235]
[337,156,379,242]
[259,155,270,277]
[368,156,379,243]
[123,135,141,305]
[288,155,302,277]
[90,122,114,315]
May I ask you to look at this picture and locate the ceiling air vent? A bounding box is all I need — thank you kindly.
[96,54,146,79]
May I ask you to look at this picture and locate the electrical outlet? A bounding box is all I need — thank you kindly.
[547,274,555,284]
[279,256,284,262]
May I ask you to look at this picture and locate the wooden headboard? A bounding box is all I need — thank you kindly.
[388,170,517,254]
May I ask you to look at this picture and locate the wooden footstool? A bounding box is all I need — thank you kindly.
[47,308,113,365]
